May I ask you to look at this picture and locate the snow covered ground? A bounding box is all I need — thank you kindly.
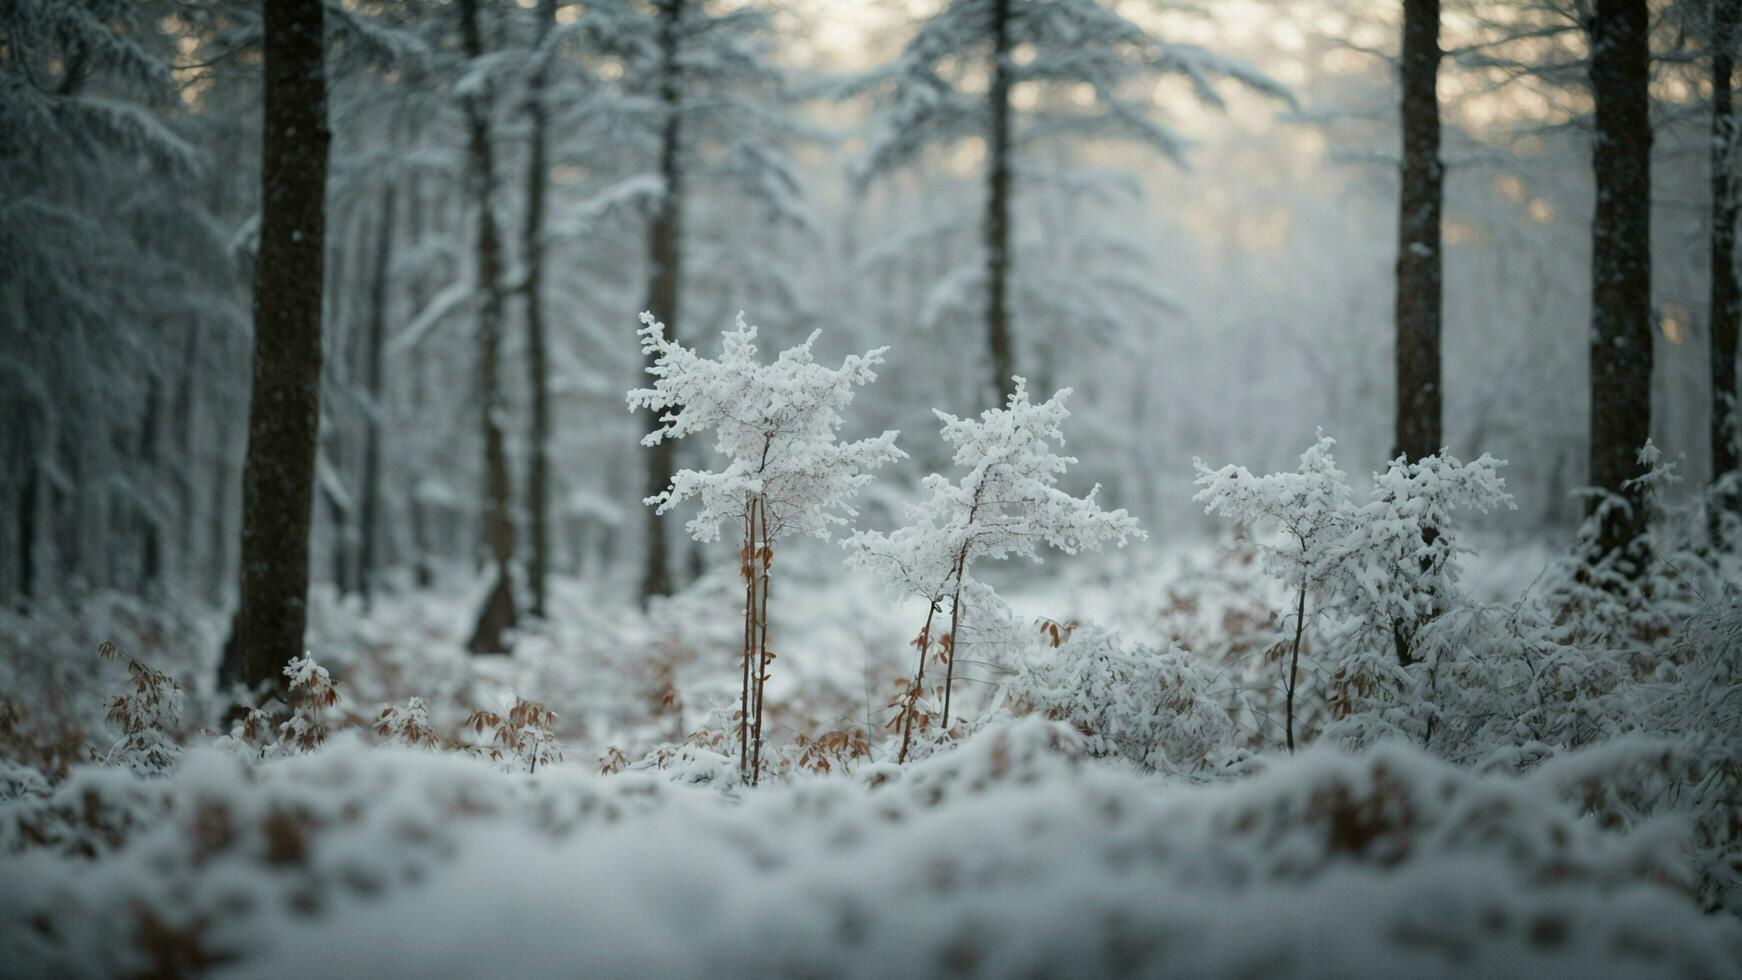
[1,526,1738,978]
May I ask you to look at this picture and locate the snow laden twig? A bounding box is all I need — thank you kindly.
[627,311,903,784]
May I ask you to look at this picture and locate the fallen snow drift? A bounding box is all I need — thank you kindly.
[2,721,1737,979]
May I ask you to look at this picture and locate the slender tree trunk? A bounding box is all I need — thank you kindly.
[15,451,36,611]
[1713,0,1740,532]
[896,597,941,765]
[749,496,772,785]
[984,0,1016,406]
[1395,0,1442,463]
[522,0,556,617]
[639,0,685,606]
[1586,0,1654,571]
[1286,580,1307,754]
[739,500,755,773]
[226,0,330,696]
[460,0,518,654]
[358,183,396,608]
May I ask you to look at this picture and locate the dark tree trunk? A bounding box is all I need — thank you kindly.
[359,183,397,608]
[226,0,330,696]
[522,0,556,618]
[984,0,1015,406]
[1714,0,1740,528]
[15,454,36,611]
[460,0,518,654]
[1394,0,1442,463]
[1586,0,1654,570]
[639,0,685,606]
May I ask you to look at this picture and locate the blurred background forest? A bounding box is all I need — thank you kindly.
[0,0,1729,622]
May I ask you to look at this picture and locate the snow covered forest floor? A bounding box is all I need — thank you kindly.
[3,510,1741,978]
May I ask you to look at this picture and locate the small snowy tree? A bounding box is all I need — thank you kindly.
[375,697,443,751]
[845,378,1141,762]
[278,655,340,754]
[98,641,183,776]
[467,698,562,774]
[627,311,903,784]
[1193,435,1511,752]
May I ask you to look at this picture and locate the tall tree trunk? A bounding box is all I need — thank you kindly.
[522,0,556,618]
[984,0,1015,406]
[639,0,685,606]
[226,0,330,696]
[1713,0,1740,531]
[1395,0,1442,463]
[460,0,518,654]
[14,450,36,611]
[1586,0,1654,570]
[359,183,397,608]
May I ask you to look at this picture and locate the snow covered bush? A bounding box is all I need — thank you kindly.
[278,655,340,754]
[1010,624,1231,775]
[97,641,184,776]
[628,311,903,784]
[1193,435,1512,751]
[374,697,442,751]
[467,698,563,774]
[845,379,1141,761]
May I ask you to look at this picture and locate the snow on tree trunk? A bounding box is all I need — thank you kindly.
[229,0,330,697]
[1394,0,1442,464]
[460,0,518,654]
[1585,0,1654,573]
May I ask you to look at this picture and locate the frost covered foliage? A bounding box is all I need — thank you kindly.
[3,725,1739,979]
[374,698,442,751]
[97,642,183,777]
[1192,435,1512,750]
[629,311,902,783]
[1011,625,1231,774]
[846,380,1141,759]
[627,311,903,543]
[467,699,562,774]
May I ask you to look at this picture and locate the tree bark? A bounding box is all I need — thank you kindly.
[1394,0,1442,463]
[228,0,330,696]
[359,183,396,608]
[522,0,556,618]
[460,0,518,654]
[1586,0,1654,570]
[984,0,1016,406]
[1713,0,1740,527]
[639,0,685,606]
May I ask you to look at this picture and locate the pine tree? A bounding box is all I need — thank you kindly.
[851,0,1287,406]
[521,0,558,618]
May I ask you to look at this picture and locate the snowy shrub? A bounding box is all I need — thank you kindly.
[98,641,184,776]
[278,655,340,754]
[467,698,562,774]
[374,697,442,751]
[629,311,903,784]
[1011,624,1232,775]
[1193,435,1511,751]
[845,379,1141,761]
